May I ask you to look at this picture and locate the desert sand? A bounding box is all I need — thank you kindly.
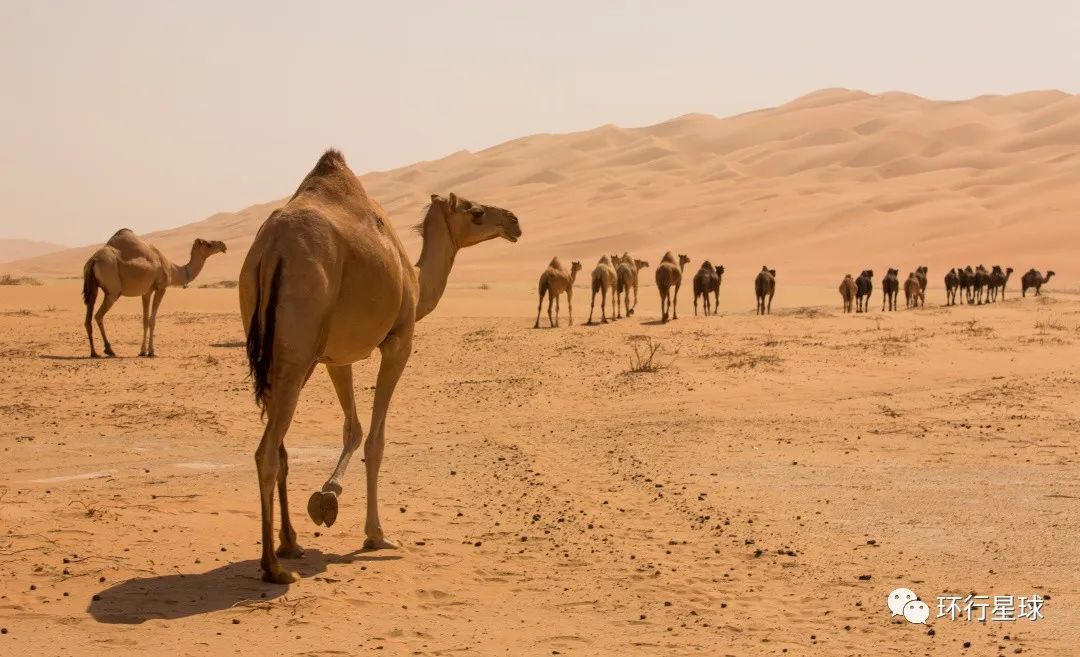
[2,89,1079,655]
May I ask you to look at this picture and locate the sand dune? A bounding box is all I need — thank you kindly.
[6,89,1077,289]
[0,239,66,265]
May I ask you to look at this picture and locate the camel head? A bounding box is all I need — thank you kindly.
[861,269,874,279]
[431,192,521,246]
[948,268,957,275]
[992,265,1003,274]
[610,254,620,264]
[917,266,928,275]
[635,259,650,271]
[715,264,725,277]
[1006,267,1014,275]
[570,261,583,275]
[888,268,899,277]
[192,238,227,258]
[678,254,690,268]
[1045,270,1056,279]
[768,268,777,277]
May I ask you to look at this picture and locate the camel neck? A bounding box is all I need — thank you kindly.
[414,206,458,321]
[168,253,206,287]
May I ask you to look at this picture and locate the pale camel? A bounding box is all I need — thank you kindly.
[855,269,874,313]
[882,268,899,311]
[904,272,924,308]
[1021,269,1055,297]
[655,252,690,322]
[239,150,521,584]
[588,255,618,324]
[82,229,226,358]
[534,258,582,328]
[631,258,650,313]
[944,268,960,306]
[755,266,776,315]
[988,266,1013,302]
[693,260,720,316]
[839,274,856,313]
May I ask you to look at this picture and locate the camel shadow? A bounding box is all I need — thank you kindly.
[210,341,246,348]
[88,548,396,624]
[639,319,667,326]
[40,354,127,361]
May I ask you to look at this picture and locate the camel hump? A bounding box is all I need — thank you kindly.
[660,251,677,264]
[105,228,145,250]
[548,256,562,269]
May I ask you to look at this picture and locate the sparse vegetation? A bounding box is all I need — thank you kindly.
[625,336,672,373]
[1034,315,1069,332]
[0,274,41,286]
[959,319,995,337]
[199,280,238,289]
[477,282,491,290]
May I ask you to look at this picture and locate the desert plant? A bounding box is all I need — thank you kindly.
[625,336,671,373]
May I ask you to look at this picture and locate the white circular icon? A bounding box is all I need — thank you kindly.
[887,588,918,616]
[903,599,930,624]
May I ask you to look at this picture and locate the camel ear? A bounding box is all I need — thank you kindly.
[430,194,441,204]
[448,192,459,212]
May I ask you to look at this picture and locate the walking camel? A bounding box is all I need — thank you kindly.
[882,268,899,311]
[534,258,581,328]
[957,266,974,304]
[988,266,1013,302]
[972,265,990,304]
[944,268,960,306]
[904,272,924,308]
[915,266,928,296]
[588,255,618,324]
[755,266,776,315]
[631,258,650,313]
[239,150,521,584]
[693,260,720,316]
[839,274,856,313]
[855,269,874,313]
[655,252,689,322]
[82,229,226,357]
[612,253,640,318]
[1021,269,1055,297]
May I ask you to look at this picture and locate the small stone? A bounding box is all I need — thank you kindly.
[232,619,240,625]
[963,641,971,649]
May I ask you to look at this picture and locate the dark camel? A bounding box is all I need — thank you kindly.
[655,252,690,322]
[755,266,776,315]
[1021,269,1055,297]
[944,268,960,306]
[881,268,899,311]
[692,260,719,316]
[855,269,874,313]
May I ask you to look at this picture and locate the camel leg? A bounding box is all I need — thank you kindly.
[610,285,617,321]
[534,289,544,329]
[255,362,308,584]
[588,289,597,324]
[555,295,561,327]
[145,288,166,357]
[308,364,363,529]
[85,291,99,358]
[633,284,639,317]
[138,293,151,356]
[275,442,304,558]
[767,292,773,314]
[548,294,555,328]
[693,293,698,316]
[95,293,120,357]
[600,287,608,324]
[361,332,412,550]
[567,289,574,326]
[672,283,681,320]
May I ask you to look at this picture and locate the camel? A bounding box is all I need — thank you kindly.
[755,266,776,315]
[944,268,960,306]
[904,272,924,308]
[534,258,582,328]
[712,264,725,310]
[915,266,928,296]
[588,255,618,324]
[620,256,649,316]
[855,269,874,313]
[839,274,856,313]
[957,266,974,304]
[239,150,521,584]
[1021,269,1055,297]
[881,268,899,311]
[988,266,1013,302]
[655,252,690,322]
[693,261,720,316]
[972,265,990,304]
[612,253,640,318]
[81,229,226,358]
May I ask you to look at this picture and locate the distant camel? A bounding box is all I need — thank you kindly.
[988,266,1013,303]
[693,261,720,316]
[955,266,973,304]
[855,269,874,312]
[882,268,899,311]
[839,274,856,313]
[904,272,924,308]
[915,266,928,296]
[655,252,690,322]
[1021,269,1055,297]
[82,229,226,357]
[612,253,641,317]
[239,151,520,583]
[972,265,990,304]
[630,258,650,314]
[588,255,618,324]
[944,268,960,306]
[534,257,582,328]
[755,266,776,315]
[712,264,725,310]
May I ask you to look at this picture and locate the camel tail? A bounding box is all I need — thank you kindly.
[246,260,284,413]
[81,256,99,308]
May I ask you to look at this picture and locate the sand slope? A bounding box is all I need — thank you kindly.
[6,88,1078,289]
[0,239,66,265]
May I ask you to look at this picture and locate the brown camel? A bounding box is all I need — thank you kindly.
[855,269,874,312]
[944,268,960,306]
[904,272,924,308]
[754,266,776,315]
[81,229,226,357]
[631,258,650,313]
[655,252,690,322]
[588,255,618,324]
[972,265,990,304]
[534,257,582,328]
[957,266,974,304]
[712,264,725,310]
[839,274,856,313]
[915,266,928,295]
[881,268,899,311]
[612,253,640,318]
[693,260,720,316]
[1021,269,1055,297]
[988,266,1013,302]
[239,150,521,584]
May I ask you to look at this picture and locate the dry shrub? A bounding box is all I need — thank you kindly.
[0,274,41,286]
[625,336,672,374]
[199,280,238,289]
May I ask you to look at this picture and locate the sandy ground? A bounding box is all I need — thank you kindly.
[1,280,1078,656]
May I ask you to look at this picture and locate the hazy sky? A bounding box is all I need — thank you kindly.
[1,1,1078,246]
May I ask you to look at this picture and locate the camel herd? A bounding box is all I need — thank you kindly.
[838,265,1055,314]
[73,149,1059,585]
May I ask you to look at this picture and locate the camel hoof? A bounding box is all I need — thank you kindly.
[362,536,400,551]
[104,349,116,358]
[307,490,339,527]
[90,352,100,359]
[261,568,300,584]
[276,543,305,559]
